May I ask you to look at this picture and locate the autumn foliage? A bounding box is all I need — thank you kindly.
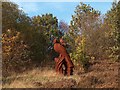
[2,1,120,77]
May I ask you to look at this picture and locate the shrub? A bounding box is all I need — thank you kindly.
[70,36,90,71]
[2,29,31,76]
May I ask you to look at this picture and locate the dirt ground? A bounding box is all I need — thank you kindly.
[2,59,120,88]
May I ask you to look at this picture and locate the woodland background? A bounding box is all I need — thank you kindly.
[1,1,120,88]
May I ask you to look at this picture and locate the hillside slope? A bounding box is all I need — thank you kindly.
[3,60,119,88]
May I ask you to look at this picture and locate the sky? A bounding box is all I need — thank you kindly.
[10,1,113,24]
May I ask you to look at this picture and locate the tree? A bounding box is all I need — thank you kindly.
[70,2,100,36]
[2,2,32,33]
[65,3,101,70]
[59,20,69,34]
[104,1,120,61]
[69,2,101,49]
[32,14,58,37]
[2,2,49,76]
[31,14,64,60]
[2,30,31,76]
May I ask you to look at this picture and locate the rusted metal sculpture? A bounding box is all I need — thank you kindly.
[53,38,74,76]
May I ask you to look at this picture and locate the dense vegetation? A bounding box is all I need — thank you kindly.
[2,1,120,77]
